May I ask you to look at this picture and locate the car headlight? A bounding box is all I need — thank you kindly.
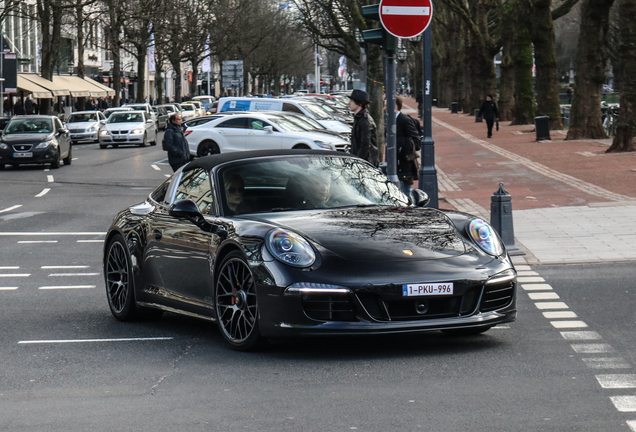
[35,138,57,149]
[131,129,144,134]
[266,228,316,268]
[467,219,504,256]
[85,127,96,133]
[0,143,8,150]
[314,140,334,150]
[100,130,109,135]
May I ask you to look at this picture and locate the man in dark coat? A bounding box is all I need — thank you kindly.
[348,89,378,167]
[479,94,499,138]
[395,96,420,195]
[163,113,190,171]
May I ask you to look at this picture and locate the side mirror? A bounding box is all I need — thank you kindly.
[100,120,106,125]
[169,199,202,220]
[146,119,154,123]
[409,189,430,207]
[263,126,274,133]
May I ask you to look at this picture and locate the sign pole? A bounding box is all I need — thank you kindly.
[418,26,438,208]
[385,50,398,186]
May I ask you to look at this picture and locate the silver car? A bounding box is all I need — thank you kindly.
[66,111,106,143]
[98,110,157,148]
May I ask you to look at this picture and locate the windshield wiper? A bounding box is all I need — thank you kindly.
[270,207,298,212]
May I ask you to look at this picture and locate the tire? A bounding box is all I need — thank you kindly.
[63,143,72,166]
[215,251,262,351]
[0,163,4,170]
[100,144,108,149]
[112,144,119,148]
[442,326,492,337]
[150,130,157,146]
[197,140,220,157]
[50,149,61,169]
[105,234,139,321]
[139,134,147,147]
[293,144,311,150]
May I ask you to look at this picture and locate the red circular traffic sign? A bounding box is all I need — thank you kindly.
[379,0,433,39]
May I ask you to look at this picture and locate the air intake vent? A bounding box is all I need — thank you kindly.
[301,294,357,321]
[481,281,515,312]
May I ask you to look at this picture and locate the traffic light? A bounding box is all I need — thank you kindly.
[361,4,398,52]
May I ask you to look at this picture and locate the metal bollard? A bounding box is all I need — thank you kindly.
[534,116,551,141]
[490,183,523,256]
[451,102,458,114]
[475,109,482,122]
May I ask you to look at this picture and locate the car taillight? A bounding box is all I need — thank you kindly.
[184,130,192,136]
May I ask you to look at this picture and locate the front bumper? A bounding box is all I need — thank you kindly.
[0,146,59,165]
[99,133,145,144]
[70,132,98,142]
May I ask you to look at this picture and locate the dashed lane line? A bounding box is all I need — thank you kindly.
[0,232,106,236]
[18,337,174,344]
[77,240,104,243]
[47,175,54,183]
[151,164,161,171]
[38,285,96,290]
[42,265,90,269]
[48,273,100,277]
[0,266,20,270]
[35,188,51,198]
[17,240,58,244]
[0,274,30,277]
[0,287,18,290]
[0,205,23,213]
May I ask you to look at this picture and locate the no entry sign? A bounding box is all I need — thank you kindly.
[379,0,433,39]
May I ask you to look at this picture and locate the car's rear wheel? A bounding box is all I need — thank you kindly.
[50,149,61,169]
[197,140,220,157]
[442,326,492,336]
[215,251,262,351]
[63,143,72,165]
[105,234,138,321]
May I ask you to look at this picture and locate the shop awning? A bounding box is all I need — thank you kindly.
[52,75,108,98]
[83,76,116,97]
[19,74,70,97]
[17,75,54,99]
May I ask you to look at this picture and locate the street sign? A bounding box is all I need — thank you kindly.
[379,0,433,39]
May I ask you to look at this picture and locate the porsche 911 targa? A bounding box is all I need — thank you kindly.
[103,149,516,350]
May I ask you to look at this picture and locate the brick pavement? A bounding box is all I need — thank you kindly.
[400,98,636,265]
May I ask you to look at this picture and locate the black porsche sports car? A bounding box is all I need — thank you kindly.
[103,149,516,350]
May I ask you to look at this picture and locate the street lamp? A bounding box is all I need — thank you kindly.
[67,61,74,75]
[397,46,407,62]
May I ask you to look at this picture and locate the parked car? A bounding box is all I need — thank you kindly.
[152,106,169,130]
[0,116,11,136]
[103,149,517,350]
[216,97,351,133]
[104,107,133,119]
[122,103,157,125]
[184,112,349,157]
[65,110,107,143]
[192,95,215,113]
[98,110,157,148]
[185,100,205,117]
[157,104,182,117]
[178,103,198,121]
[0,115,72,169]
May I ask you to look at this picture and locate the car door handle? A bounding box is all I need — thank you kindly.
[153,229,162,240]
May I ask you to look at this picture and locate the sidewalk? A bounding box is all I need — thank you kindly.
[401,98,636,265]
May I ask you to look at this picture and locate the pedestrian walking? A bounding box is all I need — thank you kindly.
[163,113,190,172]
[479,95,499,138]
[348,89,379,167]
[14,99,25,115]
[395,96,421,195]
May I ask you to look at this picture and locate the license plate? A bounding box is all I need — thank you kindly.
[403,282,454,297]
[113,138,127,141]
[13,152,33,158]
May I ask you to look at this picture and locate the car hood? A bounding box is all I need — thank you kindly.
[245,206,467,262]
[2,133,52,144]
[66,121,98,129]
[318,120,351,132]
[284,130,348,145]
[104,122,144,131]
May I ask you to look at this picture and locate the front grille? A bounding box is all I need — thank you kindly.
[301,294,357,321]
[69,129,83,133]
[111,130,128,135]
[480,280,515,312]
[12,144,33,151]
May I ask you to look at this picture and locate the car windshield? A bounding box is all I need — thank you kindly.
[196,98,212,104]
[127,105,147,111]
[180,104,194,111]
[298,102,332,120]
[268,117,305,132]
[283,115,325,130]
[5,118,53,134]
[217,156,407,215]
[105,109,130,118]
[67,113,97,123]
[163,106,175,113]
[108,113,144,123]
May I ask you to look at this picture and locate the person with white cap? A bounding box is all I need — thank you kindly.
[348,89,379,167]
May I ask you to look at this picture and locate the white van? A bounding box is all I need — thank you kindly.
[215,97,351,133]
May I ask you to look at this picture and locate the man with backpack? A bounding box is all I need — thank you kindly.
[395,96,421,195]
[163,113,190,172]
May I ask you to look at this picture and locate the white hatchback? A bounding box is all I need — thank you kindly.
[184,113,349,157]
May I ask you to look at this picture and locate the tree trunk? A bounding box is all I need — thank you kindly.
[75,4,85,111]
[367,44,384,161]
[112,45,122,107]
[607,0,636,152]
[511,4,536,125]
[566,0,615,140]
[135,46,147,103]
[498,3,516,122]
[531,0,564,130]
[37,0,63,114]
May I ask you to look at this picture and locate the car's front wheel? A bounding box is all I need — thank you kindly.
[50,149,61,169]
[63,143,72,165]
[139,133,147,147]
[215,251,262,351]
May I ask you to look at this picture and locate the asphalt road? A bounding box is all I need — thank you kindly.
[0,139,635,431]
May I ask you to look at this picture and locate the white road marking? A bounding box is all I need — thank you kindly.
[72,157,78,160]
[0,266,20,269]
[0,205,23,213]
[543,311,577,319]
[628,420,636,431]
[528,292,560,300]
[571,344,615,354]
[514,265,531,271]
[551,320,588,329]
[0,274,30,277]
[44,168,50,172]
[596,375,636,389]
[518,276,545,283]
[517,270,539,276]
[38,285,96,290]
[18,337,174,344]
[47,175,54,183]
[610,396,636,412]
[535,302,569,310]
[0,232,106,236]
[77,240,104,243]
[584,358,631,369]
[18,240,58,244]
[35,188,51,197]
[561,331,602,340]
[151,164,161,171]
[48,273,100,277]
[165,174,170,177]
[522,283,553,291]
[0,287,18,290]
[42,265,90,269]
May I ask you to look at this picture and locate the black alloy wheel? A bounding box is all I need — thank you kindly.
[215,251,262,350]
[105,235,138,321]
[63,143,72,165]
[197,141,219,157]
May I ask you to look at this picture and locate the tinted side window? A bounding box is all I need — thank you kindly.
[217,118,248,129]
[174,168,214,215]
[150,178,171,204]
[282,103,303,114]
[54,118,63,130]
